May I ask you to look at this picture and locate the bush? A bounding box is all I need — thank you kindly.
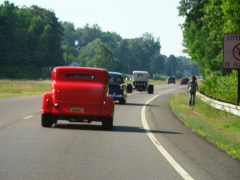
[175,71,183,79]
[153,74,168,80]
[199,71,237,104]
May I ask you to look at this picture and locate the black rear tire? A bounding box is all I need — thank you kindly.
[127,84,132,93]
[148,85,154,94]
[102,116,113,130]
[119,99,126,104]
[42,113,53,127]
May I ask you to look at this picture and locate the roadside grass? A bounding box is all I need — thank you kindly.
[0,80,50,98]
[169,93,240,160]
[0,79,167,98]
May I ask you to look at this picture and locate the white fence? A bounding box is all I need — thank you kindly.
[197,92,240,117]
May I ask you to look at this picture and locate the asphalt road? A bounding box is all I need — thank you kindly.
[0,84,239,180]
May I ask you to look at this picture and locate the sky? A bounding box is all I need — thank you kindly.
[6,0,187,57]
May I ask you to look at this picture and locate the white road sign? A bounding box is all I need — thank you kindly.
[224,34,240,69]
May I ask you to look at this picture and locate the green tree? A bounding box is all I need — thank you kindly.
[165,67,172,76]
[101,31,122,58]
[0,1,19,64]
[178,0,240,75]
[61,21,77,46]
[93,41,119,71]
[222,0,240,34]
[29,5,64,67]
[141,33,161,72]
[76,23,102,47]
[125,33,161,73]
[0,1,64,79]
[166,55,177,75]
[150,54,165,74]
[78,39,100,67]
[175,71,183,79]
[178,0,211,74]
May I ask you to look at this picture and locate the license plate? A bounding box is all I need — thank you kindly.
[70,108,84,113]
[137,83,143,85]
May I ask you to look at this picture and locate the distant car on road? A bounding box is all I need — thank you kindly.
[127,71,154,94]
[108,72,127,104]
[41,67,114,129]
[180,78,189,85]
[167,77,176,84]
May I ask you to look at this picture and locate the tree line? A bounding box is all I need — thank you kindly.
[0,1,198,79]
[60,22,198,79]
[178,0,240,76]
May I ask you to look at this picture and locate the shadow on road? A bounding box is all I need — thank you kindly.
[53,123,181,134]
[115,102,159,107]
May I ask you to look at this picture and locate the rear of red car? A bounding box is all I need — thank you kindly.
[180,78,189,85]
[41,67,114,129]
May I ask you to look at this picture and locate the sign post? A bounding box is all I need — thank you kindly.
[224,34,240,105]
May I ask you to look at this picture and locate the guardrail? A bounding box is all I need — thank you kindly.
[197,92,240,117]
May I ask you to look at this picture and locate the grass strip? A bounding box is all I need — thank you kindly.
[0,79,167,98]
[169,93,240,160]
[0,80,50,98]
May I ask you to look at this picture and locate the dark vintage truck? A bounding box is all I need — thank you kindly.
[41,67,114,129]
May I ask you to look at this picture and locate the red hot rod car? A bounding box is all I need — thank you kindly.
[41,67,114,129]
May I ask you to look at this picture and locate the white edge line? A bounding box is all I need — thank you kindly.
[141,95,194,180]
[23,115,33,119]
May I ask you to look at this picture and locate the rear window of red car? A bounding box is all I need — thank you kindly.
[58,73,96,82]
[65,73,95,79]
